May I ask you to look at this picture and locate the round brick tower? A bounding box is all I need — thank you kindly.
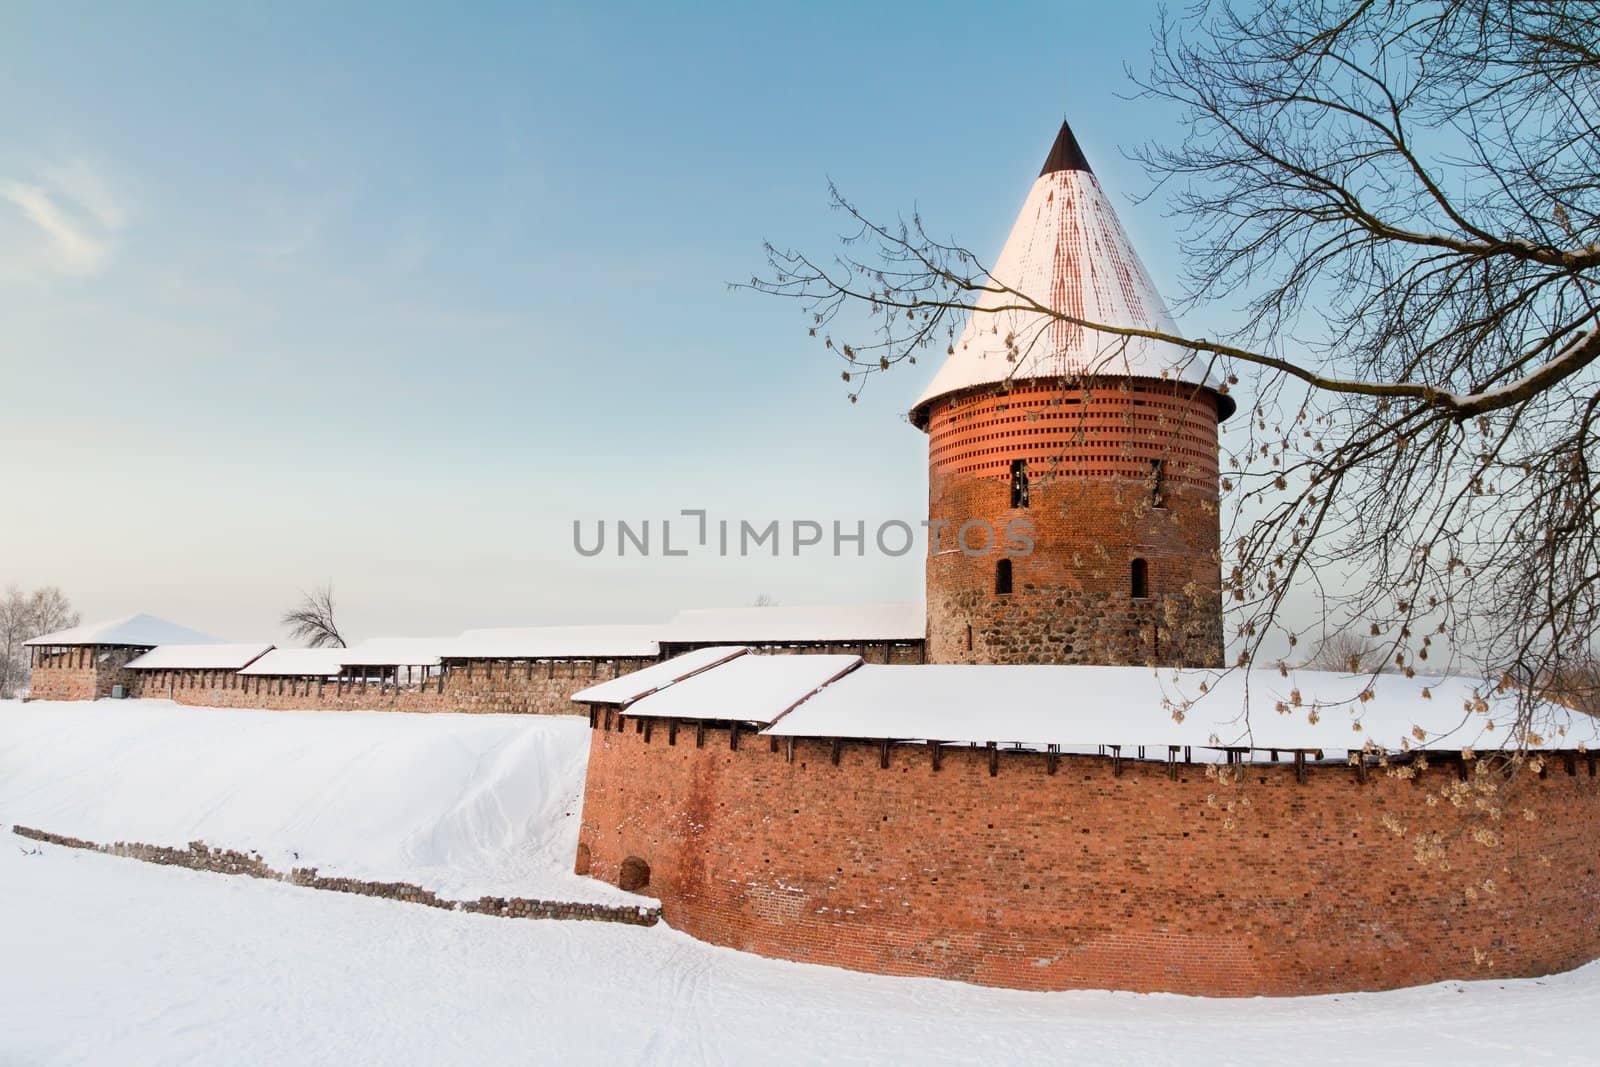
[912,121,1234,667]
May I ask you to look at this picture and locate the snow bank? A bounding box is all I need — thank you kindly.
[3,842,1594,1065]
[0,699,635,904]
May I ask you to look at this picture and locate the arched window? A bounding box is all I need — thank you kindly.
[1131,558,1149,599]
[995,558,1013,595]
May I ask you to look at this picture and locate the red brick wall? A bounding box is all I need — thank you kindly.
[127,658,663,714]
[578,718,1600,996]
[26,642,930,710]
[922,379,1224,666]
[27,647,142,701]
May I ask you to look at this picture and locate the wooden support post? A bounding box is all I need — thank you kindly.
[831,738,842,766]
[1588,752,1596,777]
[588,705,598,728]
[929,741,942,772]
[769,735,778,753]
[1458,756,1470,781]
[988,742,999,777]
[729,723,739,750]
[1184,746,1191,763]
[1565,753,1577,776]
[695,722,705,748]
[603,708,613,731]
[634,716,643,734]
[879,739,890,769]
[438,668,446,694]
[785,737,795,763]
[1137,745,1145,761]
[1047,744,1059,776]
[644,719,653,743]
[669,720,679,745]
[1353,752,1367,784]
[1112,745,1123,778]
[1294,751,1307,783]
[1167,746,1178,779]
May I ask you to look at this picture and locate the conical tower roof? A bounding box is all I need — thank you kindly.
[910,121,1231,425]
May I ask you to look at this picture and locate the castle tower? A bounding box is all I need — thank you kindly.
[912,121,1234,666]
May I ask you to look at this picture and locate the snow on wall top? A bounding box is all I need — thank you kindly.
[451,624,662,660]
[238,648,350,677]
[125,643,274,671]
[336,638,455,668]
[572,647,750,706]
[625,653,862,725]
[663,603,924,645]
[909,121,1229,425]
[759,663,1595,754]
[25,613,224,649]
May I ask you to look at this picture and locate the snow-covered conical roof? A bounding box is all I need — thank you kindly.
[910,121,1232,425]
[24,613,223,648]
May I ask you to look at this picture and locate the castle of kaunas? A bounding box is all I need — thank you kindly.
[25,122,1600,997]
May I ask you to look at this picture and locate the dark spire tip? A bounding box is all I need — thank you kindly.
[1040,120,1093,176]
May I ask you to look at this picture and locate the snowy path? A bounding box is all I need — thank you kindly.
[0,841,1592,1066]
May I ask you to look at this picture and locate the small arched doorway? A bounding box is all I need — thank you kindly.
[619,855,651,892]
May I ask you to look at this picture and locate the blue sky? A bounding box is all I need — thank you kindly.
[0,1,1217,642]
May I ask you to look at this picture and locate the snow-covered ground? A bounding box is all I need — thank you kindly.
[3,698,1595,1065]
[0,699,632,903]
[2,841,1594,1066]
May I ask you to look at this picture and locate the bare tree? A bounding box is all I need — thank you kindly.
[1305,631,1379,675]
[747,1,1600,739]
[751,593,778,608]
[0,585,79,699]
[281,583,347,649]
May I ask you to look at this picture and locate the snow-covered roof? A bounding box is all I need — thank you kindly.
[910,121,1231,426]
[238,648,350,677]
[625,653,862,725]
[25,613,223,649]
[125,643,274,671]
[337,639,452,668]
[663,603,924,645]
[760,663,1594,755]
[572,647,750,706]
[451,624,661,660]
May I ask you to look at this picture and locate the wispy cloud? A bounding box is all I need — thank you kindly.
[0,159,129,278]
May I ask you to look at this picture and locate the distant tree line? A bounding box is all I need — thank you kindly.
[0,586,78,699]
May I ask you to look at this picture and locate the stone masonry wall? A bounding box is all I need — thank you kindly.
[27,647,142,701]
[11,825,658,926]
[578,715,1600,996]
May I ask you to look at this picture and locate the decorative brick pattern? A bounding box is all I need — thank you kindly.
[923,379,1224,667]
[577,717,1600,996]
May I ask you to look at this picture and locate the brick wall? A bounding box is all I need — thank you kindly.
[126,657,663,715]
[27,647,143,701]
[578,716,1600,996]
[26,641,930,711]
[922,379,1225,667]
